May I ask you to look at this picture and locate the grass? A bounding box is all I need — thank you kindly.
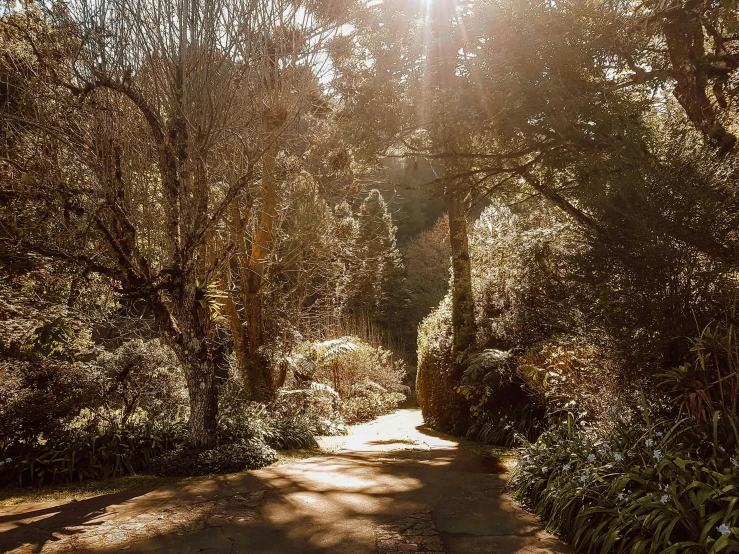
[0,474,206,506]
[273,447,325,466]
[0,447,329,506]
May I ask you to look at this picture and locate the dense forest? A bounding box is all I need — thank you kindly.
[2,0,739,550]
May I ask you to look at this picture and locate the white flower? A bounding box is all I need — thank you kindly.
[653,450,662,460]
[542,467,549,474]
[617,492,626,501]
[128,435,135,440]
[645,439,654,447]
[614,453,623,462]
[504,424,511,430]
[660,494,669,504]
[717,523,731,537]
[0,461,4,467]
[731,457,739,468]
[4,457,10,463]
[562,463,571,472]
[580,474,588,483]
[538,445,546,452]
[655,431,663,437]
[587,454,596,462]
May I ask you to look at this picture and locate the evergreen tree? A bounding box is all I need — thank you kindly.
[346,190,405,327]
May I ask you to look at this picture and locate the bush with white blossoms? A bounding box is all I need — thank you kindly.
[509,413,739,553]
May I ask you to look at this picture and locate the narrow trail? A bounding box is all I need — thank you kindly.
[0,410,569,553]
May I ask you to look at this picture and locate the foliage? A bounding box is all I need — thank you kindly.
[469,203,584,350]
[510,413,739,554]
[0,422,186,487]
[402,215,451,358]
[455,349,523,418]
[345,189,406,327]
[516,337,643,428]
[659,301,739,421]
[0,356,104,446]
[416,297,470,433]
[284,335,408,425]
[23,317,74,357]
[465,404,546,447]
[95,339,189,425]
[150,439,277,478]
[290,336,408,401]
[219,377,328,450]
[341,380,407,424]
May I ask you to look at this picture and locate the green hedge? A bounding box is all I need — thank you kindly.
[416,298,471,433]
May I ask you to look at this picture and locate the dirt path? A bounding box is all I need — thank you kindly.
[0,410,568,553]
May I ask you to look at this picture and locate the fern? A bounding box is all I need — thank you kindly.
[289,337,359,381]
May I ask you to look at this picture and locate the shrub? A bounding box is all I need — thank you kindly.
[94,339,188,425]
[465,404,546,447]
[272,383,346,437]
[0,356,104,446]
[416,297,471,433]
[659,307,739,422]
[517,336,644,428]
[456,349,527,417]
[150,438,277,477]
[341,380,406,424]
[509,412,739,553]
[290,336,407,400]
[404,215,451,335]
[0,421,186,487]
[470,203,582,351]
[219,378,326,448]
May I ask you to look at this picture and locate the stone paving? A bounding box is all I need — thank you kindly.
[375,510,446,553]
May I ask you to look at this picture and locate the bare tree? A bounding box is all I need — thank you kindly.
[0,0,271,447]
[221,0,354,401]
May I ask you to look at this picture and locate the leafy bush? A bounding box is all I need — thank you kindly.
[289,336,407,400]
[465,404,545,447]
[95,339,188,425]
[516,336,644,428]
[0,356,104,446]
[150,438,277,477]
[284,335,407,426]
[0,421,186,487]
[659,306,739,421]
[470,203,583,351]
[510,413,739,553]
[416,297,471,433]
[219,378,325,449]
[455,349,527,417]
[272,383,346,437]
[341,380,406,424]
[404,215,451,338]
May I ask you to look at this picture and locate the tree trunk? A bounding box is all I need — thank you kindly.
[661,4,737,157]
[154,289,219,449]
[243,271,274,401]
[182,354,219,448]
[446,187,476,355]
[236,137,279,402]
